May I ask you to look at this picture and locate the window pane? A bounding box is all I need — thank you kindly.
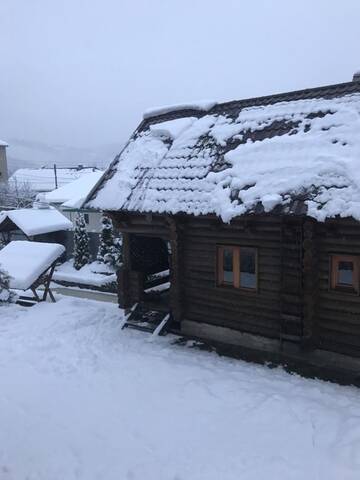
[240,248,256,289]
[223,249,234,284]
[338,261,354,286]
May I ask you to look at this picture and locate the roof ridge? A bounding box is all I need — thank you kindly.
[141,80,360,123]
[216,80,360,111]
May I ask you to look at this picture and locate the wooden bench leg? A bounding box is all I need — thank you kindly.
[48,288,56,303]
[31,287,41,302]
[42,264,56,302]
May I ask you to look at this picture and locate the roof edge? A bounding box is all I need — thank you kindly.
[142,80,360,122]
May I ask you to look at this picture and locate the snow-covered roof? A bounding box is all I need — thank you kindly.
[9,167,101,193]
[0,139,8,147]
[86,80,360,222]
[42,171,104,209]
[0,240,65,290]
[143,101,217,119]
[0,208,72,236]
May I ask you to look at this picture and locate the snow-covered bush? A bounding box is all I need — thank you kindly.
[97,216,113,262]
[73,213,90,270]
[0,265,16,304]
[97,216,122,268]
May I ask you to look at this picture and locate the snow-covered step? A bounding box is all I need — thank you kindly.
[17,296,39,307]
[151,314,170,337]
[122,303,172,336]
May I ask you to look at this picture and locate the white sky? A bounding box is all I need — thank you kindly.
[0,0,360,148]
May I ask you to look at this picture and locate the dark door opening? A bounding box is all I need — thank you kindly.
[129,235,171,309]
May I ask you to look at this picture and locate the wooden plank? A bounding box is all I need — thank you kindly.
[168,217,183,323]
[185,309,280,338]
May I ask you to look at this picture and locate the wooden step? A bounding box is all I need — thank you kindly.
[122,303,172,336]
[16,296,39,307]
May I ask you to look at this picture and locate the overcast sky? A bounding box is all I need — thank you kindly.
[0,0,360,148]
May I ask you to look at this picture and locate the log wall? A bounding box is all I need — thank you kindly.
[111,211,360,360]
[316,218,360,357]
[181,216,303,340]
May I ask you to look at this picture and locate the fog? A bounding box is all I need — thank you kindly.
[0,0,359,149]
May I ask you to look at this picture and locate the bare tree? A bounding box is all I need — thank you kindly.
[0,179,37,209]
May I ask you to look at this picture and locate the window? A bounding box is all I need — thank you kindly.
[331,255,359,294]
[217,246,257,290]
[84,213,89,224]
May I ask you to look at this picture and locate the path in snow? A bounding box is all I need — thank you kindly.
[0,297,360,480]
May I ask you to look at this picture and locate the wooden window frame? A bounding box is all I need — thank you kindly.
[330,254,360,295]
[216,245,258,292]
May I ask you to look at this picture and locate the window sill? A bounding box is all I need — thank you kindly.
[330,286,359,296]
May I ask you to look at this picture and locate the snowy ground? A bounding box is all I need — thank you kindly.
[1,298,360,479]
[53,260,116,287]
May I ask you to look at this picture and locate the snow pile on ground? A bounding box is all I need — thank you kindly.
[88,92,360,222]
[0,208,72,236]
[0,296,360,479]
[0,241,65,290]
[53,260,116,287]
[143,100,217,119]
[43,171,104,209]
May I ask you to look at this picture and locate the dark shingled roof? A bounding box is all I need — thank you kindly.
[141,80,360,125]
[85,80,360,221]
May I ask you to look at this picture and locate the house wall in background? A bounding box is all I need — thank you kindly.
[61,209,102,234]
[0,145,9,183]
[7,228,100,262]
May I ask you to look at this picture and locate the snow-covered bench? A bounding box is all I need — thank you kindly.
[0,241,65,304]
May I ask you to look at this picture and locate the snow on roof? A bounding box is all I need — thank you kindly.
[87,81,360,222]
[0,240,65,290]
[149,117,197,140]
[9,167,101,193]
[0,208,72,236]
[143,100,217,119]
[0,139,8,147]
[42,171,104,209]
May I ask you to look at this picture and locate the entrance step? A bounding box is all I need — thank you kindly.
[122,303,172,336]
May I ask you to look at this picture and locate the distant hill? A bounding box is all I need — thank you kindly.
[6,138,121,174]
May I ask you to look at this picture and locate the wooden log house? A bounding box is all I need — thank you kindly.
[85,76,360,384]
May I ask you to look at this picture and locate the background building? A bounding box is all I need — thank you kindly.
[0,140,9,183]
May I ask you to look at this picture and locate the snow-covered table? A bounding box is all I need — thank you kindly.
[0,240,65,303]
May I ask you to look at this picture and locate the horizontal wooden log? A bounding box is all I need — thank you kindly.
[118,226,169,237]
[319,327,360,349]
[184,232,282,245]
[317,239,360,251]
[184,306,280,337]
[183,288,280,313]
[318,337,360,358]
[318,316,360,335]
[318,290,360,306]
